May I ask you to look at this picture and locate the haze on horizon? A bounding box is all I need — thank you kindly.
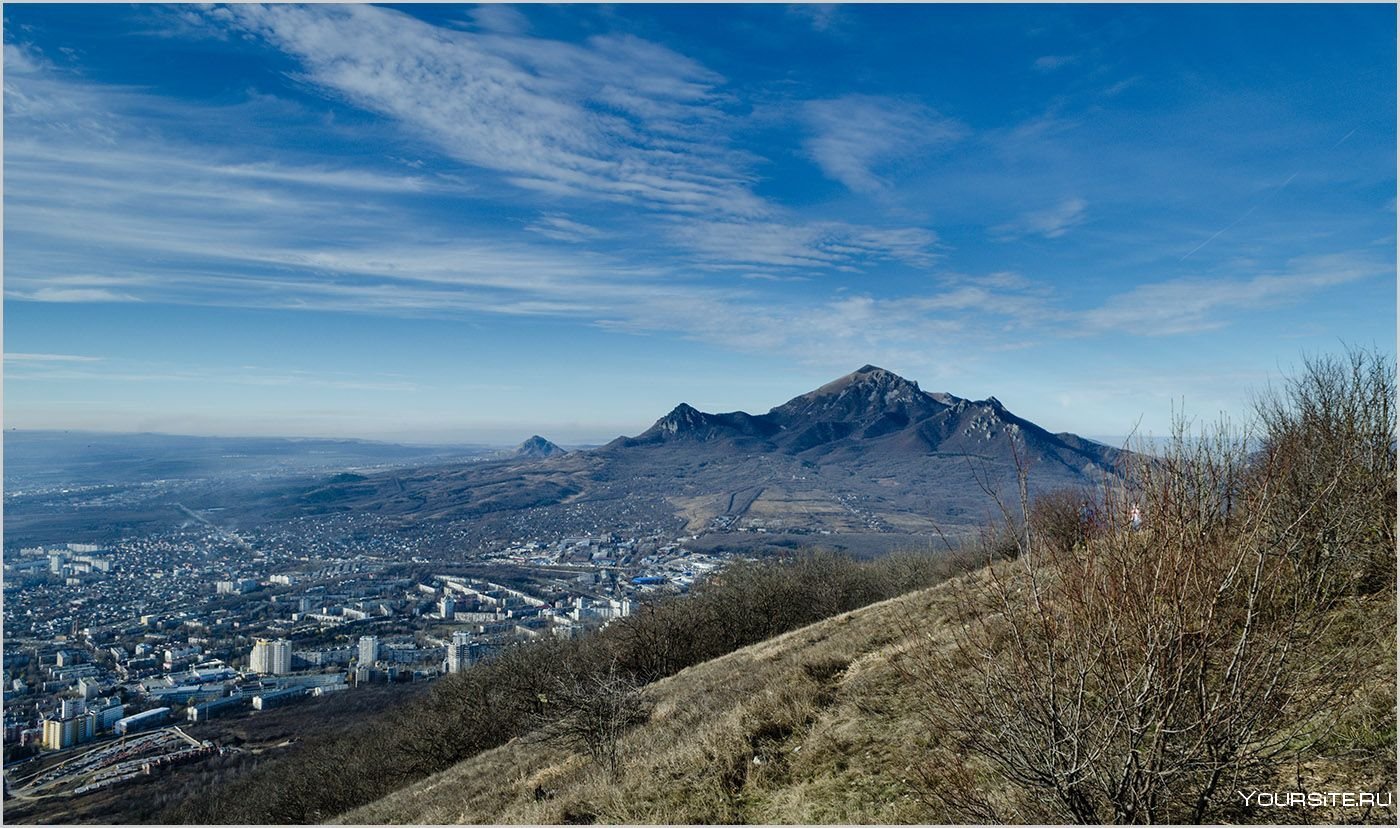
[3,4,1395,446]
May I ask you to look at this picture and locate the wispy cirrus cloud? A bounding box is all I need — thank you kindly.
[5,356,419,392]
[466,4,531,36]
[5,3,1386,391]
[801,95,966,194]
[3,42,46,74]
[1080,253,1387,335]
[4,352,105,363]
[5,287,140,304]
[5,24,951,330]
[11,140,446,196]
[207,4,766,217]
[787,4,843,33]
[523,214,604,243]
[671,220,941,270]
[992,197,1088,240]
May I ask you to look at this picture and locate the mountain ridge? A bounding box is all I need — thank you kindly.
[609,365,1115,471]
[275,365,1124,541]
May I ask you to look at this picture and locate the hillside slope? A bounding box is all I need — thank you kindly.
[339,564,982,824]
[341,557,1395,825]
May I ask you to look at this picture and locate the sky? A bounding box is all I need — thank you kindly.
[3,3,1396,445]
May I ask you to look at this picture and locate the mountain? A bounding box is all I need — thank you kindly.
[623,403,780,447]
[614,365,1117,474]
[276,366,1124,544]
[513,435,567,459]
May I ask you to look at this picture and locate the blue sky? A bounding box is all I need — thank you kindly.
[4,3,1395,444]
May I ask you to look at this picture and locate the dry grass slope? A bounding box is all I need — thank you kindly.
[338,564,994,824]
[340,551,1394,825]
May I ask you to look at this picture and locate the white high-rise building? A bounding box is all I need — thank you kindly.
[249,638,291,675]
[439,595,456,620]
[358,635,379,666]
[446,631,472,674]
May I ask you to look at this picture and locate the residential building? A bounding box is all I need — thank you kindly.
[358,635,378,665]
[249,638,292,675]
[446,630,471,673]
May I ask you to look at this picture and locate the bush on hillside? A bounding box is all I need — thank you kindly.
[1028,485,1094,554]
[531,664,649,779]
[1253,346,1397,595]
[900,347,1396,824]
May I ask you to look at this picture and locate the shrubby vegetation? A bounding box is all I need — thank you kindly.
[164,546,981,823]
[900,347,1396,823]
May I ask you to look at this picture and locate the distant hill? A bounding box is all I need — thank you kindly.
[275,366,1125,541]
[2,430,490,489]
[512,435,567,459]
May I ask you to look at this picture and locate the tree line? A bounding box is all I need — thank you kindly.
[163,545,980,823]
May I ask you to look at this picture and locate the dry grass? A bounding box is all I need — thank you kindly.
[337,566,1000,824]
[338,549,1394,826]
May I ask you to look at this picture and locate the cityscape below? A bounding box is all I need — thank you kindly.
[3,499,726,803]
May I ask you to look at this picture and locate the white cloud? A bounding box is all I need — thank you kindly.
[6,288,139,303]
[788,4,842,33]
[992,197,1088,240]
[1102,77,1138,97]
[523,214,604,242]
[672,219,941,270]
[5,357,419,392]
[12,141,444,196]
[212,4,765,217]
[1033,54,1077,72]
[3,62,954,351]
[468,4,531,35]
[10,7,1375,383]
[1080,253,1385,335]
[3,42,47,74]
[4,353,104,363]
[801,95,965,194]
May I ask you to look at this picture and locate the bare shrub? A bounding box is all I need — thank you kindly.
[901,348,1395,823]
[534,664,650,779]
[1253,346,1397,595]
[610,601,699,683]
[1030,486,1095,554]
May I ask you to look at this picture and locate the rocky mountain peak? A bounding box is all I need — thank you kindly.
[659,403,704,431]
[634,403,722,440]
[769,365,946,426]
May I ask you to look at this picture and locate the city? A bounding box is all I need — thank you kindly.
[2,507,731,808]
